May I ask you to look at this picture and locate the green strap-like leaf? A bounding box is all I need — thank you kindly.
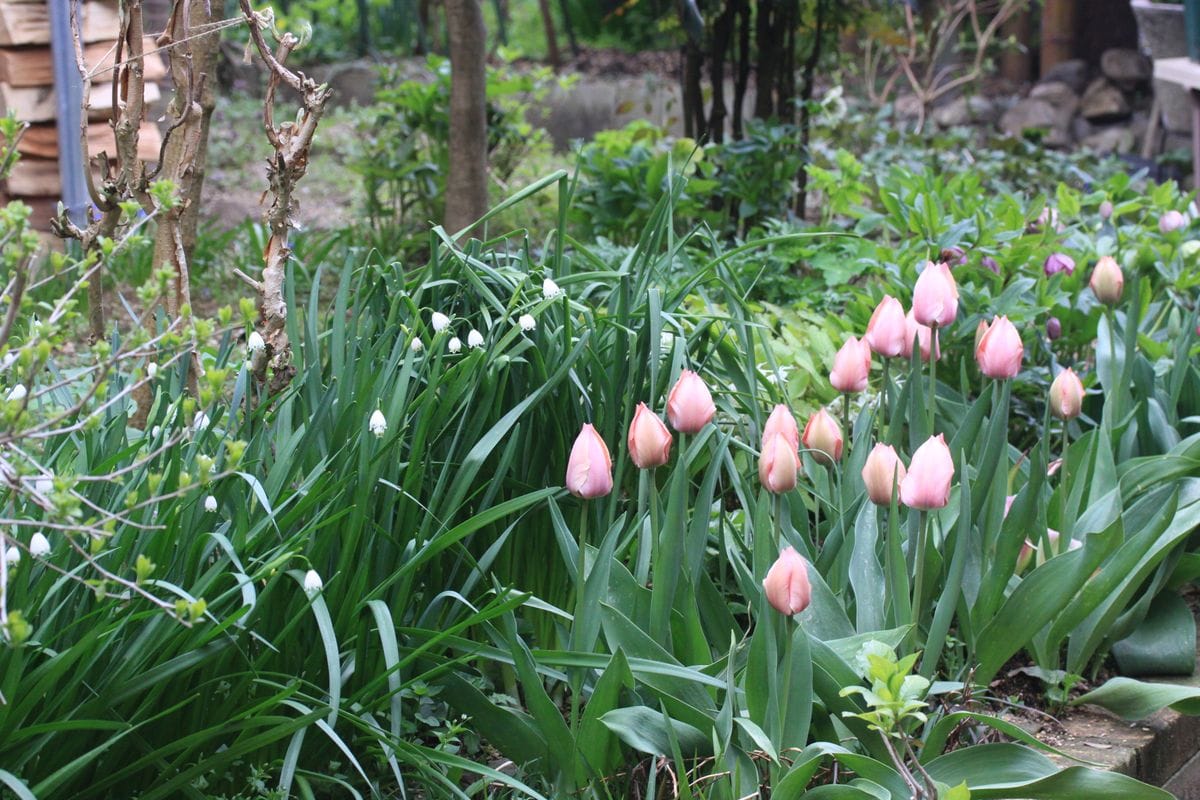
[1072,676,1200,720]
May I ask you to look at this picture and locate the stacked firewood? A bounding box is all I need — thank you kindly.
[0,0,165,229]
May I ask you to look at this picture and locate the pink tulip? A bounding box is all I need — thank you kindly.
[911,261,959,328]
[627,403,672,469]
[900,434,954,510]
[565,423,613,499]
[1089,256,1124,305]
[865,295,909,358]
[1017,529,1079,573]
[802,408,843,466]
[1160,210,1186,233]
[1043,253,1075,277]
[667,370,716,433]
[830,336,871,394]
[759,433,800,493]
[762,547,812,616]
[1049,368,1084,420]
[975,315,1023,380]
[763,404,800,452]
[903,310,940,363]
[861,443,907,505]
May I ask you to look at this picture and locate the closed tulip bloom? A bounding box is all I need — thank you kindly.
[865,295,908,358]
[1046,317,1062,341]
[762,547,812,616]
[1089,256,1124,305]
[911,261,958,328]
[975,315,1023,379]
[903,311,940,362]
[627,403,672,469]
[1049,368,1084,420]
[802,408,843,466]
[763,404,800,452]
[861,444,907,505]
[900,434,954,510]
[1043,253,1075,277]
[1160,210,1186,233]
[566,423,613,499]
[759,433,800,493]
[830,336,871,393]
[667,370,716,433]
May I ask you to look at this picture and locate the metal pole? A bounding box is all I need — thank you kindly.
[48,0,89,226]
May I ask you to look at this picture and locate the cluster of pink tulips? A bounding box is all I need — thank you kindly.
[562,249,1120,619]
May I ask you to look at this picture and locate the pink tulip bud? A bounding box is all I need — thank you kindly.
[1017,529,1079,573]
[1089,256,1124,305]
[865,295,908,358]
[667,370,716,434]
[759,433,800,493]
[861,443,906,505]
[975,315,1023,380]
[1046,317,1062,341]
[1033,205,1063,233]
[565,423,613,499]
[802,408,843,466]
[911,261,959,328]
[1043,252,1075,277]
[900,434,954,510]
[762,547,812,616]
[763,404,800,452]
[830,336,871,394]
[1099,200,1113,220]
[627,403,672,469]
[903,310,940,363]
[1049,368,1084,420]
[1160,210,1186,233]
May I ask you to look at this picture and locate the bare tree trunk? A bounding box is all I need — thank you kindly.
[707,0,734,144]
[444,0,489,237]
[732,0,749,140]
[151,0,218,321]
[682,39,705,140]
[537,0,561,71]
[794,0,827,218]
[753,0,777,119]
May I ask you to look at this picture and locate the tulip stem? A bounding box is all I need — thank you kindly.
[635,471,654,585]
[911,510,930,645]
[1059,423,1070,542]
[569,510,589,733]
[774,493,784,552]
[879,358,891,443]
[842,392,852,452]
[927,328,938,433]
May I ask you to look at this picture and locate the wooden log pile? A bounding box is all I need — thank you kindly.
[0,0,166,229]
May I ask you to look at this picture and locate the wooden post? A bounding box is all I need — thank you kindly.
[1041,0,1077,74]
[1000,4,1033,84]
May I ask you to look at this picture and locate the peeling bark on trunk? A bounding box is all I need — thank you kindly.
[444,0,489,238]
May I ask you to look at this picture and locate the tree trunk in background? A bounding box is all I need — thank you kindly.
[152,0,219,312]
[538,0,561,71]
[794,0,826,218]
[732,0,749,140]
[707,0,734,143]
[753,0,776,118]
[999,5,1033,85]
[1041,0,1077,72]
[682,39,705,139]
[444,0,489,236]
[558,0,580,57]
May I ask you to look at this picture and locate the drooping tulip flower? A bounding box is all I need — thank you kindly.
[903,311,940,363]
[667,370,716,433]
[762,547,812,616]
[802,408,843,466]
[829,336,871,394]
[865,295,908,358]
[1046,317,1062,341]
[1049,368,1084,420]
[975,315,1023,380]
[911,261,959,328]
[763,404,800,452]
[759,433,800,493]
[1089,256,1124,305]
[900,434,954,510]
[861,444,907,505]
[1043,252,1075,277]
[1159,210,1186,233]
[627,403,673,469]
[565,423,613,499]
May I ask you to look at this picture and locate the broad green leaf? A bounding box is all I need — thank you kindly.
[1072,676,1200,720]
[598,706,709,757]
